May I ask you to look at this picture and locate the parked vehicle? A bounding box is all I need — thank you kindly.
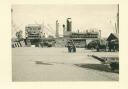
[87,39,107,52]
[87,40,97,49]
[96,40,107,52]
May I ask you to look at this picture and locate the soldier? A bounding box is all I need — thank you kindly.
[67,41,72,52]
[96,41,100,52]
[108,41,112,52]
[71,40,76,52]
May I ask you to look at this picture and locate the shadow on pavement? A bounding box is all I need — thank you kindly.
[75,63,118,73]
[35,61,53,65]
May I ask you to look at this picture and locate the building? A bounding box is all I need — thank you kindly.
[107,33,119,41]
[25,24,42,47]
[69,31,99,47]
[61,18,100,47]
[107,33,119,51]
[62,30,99,48]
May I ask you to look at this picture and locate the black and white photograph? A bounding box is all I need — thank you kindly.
[11,4,119,81]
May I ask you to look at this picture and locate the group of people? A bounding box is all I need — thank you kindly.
[66,39,119,53]
[66,40,76,53]
[96,40,119,52]
[107,40,119,52]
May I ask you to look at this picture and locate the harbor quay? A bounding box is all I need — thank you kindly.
[12,47,119,81]
[11,5,119,81]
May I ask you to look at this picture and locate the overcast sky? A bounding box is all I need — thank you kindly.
[12,4,118,38]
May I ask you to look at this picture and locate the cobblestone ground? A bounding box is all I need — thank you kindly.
[12,47,119,81]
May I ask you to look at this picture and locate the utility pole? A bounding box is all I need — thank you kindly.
[99,30,101,39]
[117,4,119,34]
[11,8,13,37]
[41,20,44,38]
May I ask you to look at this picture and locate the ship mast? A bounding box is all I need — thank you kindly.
[117,4,119,34]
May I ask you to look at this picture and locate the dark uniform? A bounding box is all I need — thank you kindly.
[67,40,76,53]
[72,41,76,52]
[67,41,72,52]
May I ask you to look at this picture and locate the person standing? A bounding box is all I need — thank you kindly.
[71,40,76,52]
[67,41,71,52]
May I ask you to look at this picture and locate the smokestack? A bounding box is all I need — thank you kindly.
[67,18,72,32]
[56,20,59,38]
[63,24,65,36]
